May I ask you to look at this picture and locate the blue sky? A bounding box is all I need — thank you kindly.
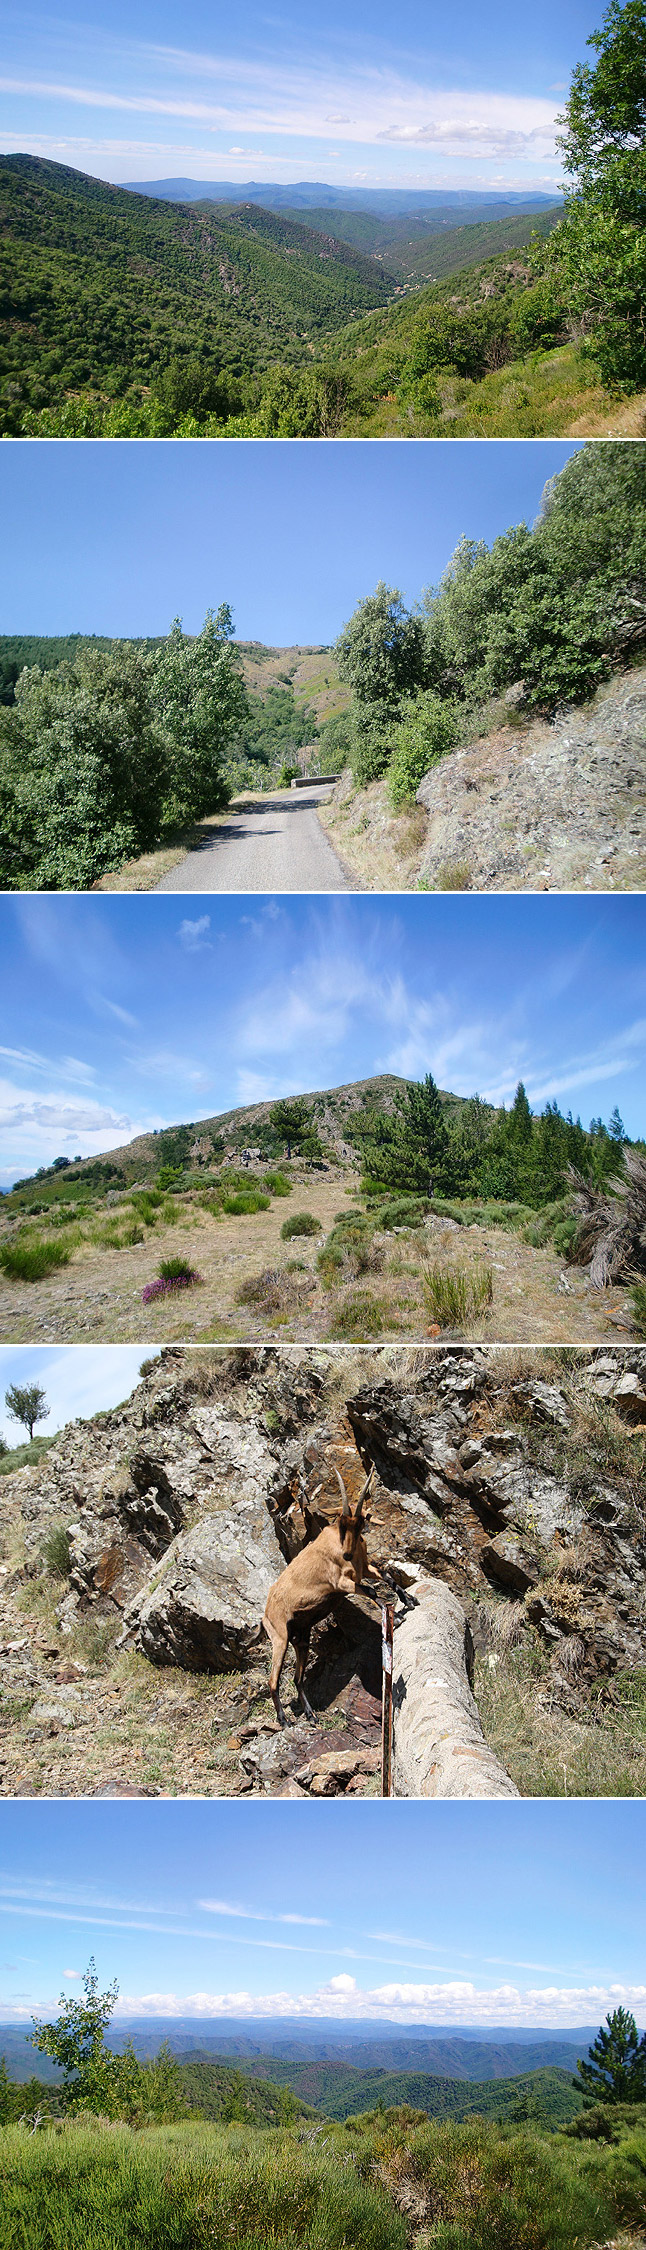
[0,441,583,649]
[0,0,599,193]
[0,1344,159,1446]
[1,895,644,1187]
[0,1799,644,2027]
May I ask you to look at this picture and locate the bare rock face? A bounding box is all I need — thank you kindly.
[127,1506,284,1672]
[392,1578,519,1799]
[415,667,646,894]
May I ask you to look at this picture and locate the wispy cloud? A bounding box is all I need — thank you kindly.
[199,1898,330,1928]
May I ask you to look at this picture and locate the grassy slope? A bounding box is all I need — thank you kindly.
[0,157,394,414]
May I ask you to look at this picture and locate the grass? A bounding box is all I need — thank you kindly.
[41,1524,71,1580]
[328,1291,387,1339]
[0,2111,644,2250]
[476,1638,646,1798]
[420,1261,494,1330]
[0,1433,57,1478]
[0,1237,73,1281]
[221,1192,271,1216]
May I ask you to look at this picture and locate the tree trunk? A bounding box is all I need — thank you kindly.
[392,1576,519,1799]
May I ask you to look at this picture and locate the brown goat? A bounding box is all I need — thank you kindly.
[262,1466,379,1727]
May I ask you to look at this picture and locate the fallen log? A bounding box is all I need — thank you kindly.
[392,1576,519,1799]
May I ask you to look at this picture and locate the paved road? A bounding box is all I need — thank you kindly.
[156,784,348,892]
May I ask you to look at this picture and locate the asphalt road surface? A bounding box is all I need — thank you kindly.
[156,784,349,892]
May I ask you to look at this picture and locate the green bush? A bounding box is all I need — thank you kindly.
[280,1212,323,1238]
[630,1279,646,1335]
[222,1192,271,1216]
[386,694,461,808]
[0,1237,72,1281]
[421,1262,493,1329]
[263,1173,291,1196]
[375,1197,430,1231]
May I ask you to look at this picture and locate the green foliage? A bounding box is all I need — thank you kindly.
[630,1278,646,1332]
[229,683,319,787]
[221,1191,271,1215]
[574,2008,646,2104]
[335,582,428,715]
[386,693,461,806]
[151,607,246,829]
[0,612,247,888]
[0,643,166,890]
[354,1074,453,1196]
[280,1212,323,1238]
[541,0,646,386]
[317,710,354,773]
[4,1381,49,1441]
[0,1238,72,1282]
[421,1262,494,1329]
[269,1098,312,1147]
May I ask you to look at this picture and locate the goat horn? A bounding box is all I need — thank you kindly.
[333,1467,351,1514]
[356,1464,376,1512]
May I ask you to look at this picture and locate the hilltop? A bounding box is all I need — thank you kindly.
[1,1073,642,1345]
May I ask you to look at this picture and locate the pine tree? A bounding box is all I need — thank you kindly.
[574,2008,646,2104]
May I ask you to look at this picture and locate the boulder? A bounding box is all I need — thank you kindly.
[392,1577,519,1799]
[128,1506,284,1672]
[480,1533,539,1594]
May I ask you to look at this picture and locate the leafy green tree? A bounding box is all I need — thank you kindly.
[4,1382,50,1442]
[0,644,167,890]
[31,1961,189,2123]
[31,1959,123,2115]
[0,2056,10,2125]
[574,2008,646,2104]
[608,1105,626,1141]
[151,607,248,829]
[543,0,646,387]
[336,584,427,712]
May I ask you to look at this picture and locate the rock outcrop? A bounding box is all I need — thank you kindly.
[126,1508,284,1671]
[0,1344,644,1798]
[415,666,646,893]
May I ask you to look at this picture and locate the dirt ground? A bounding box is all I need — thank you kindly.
[0,1171,635,1344]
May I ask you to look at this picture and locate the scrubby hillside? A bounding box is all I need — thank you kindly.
[0,1343,644,1799]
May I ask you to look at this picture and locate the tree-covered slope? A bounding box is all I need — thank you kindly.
[224,2056,583,2126]
[0,157,394,425]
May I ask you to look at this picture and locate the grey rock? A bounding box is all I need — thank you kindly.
[128,1507,284,1672]
[480,1533,539,1594]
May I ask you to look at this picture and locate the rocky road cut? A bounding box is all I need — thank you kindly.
[156,783,349,893]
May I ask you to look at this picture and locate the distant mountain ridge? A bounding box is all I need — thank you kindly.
[0,2018,605,2083]
[122,178,561,219]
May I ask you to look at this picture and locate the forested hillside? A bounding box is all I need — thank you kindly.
[0,156,394,432]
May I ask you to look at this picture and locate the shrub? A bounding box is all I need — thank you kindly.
[630,1279,646,1336]
[280,1212,323,1239]
[263,1173,291,1196]
[0,645,166,891]
[0,1238,72,1281]
[141,1260,203,1303]
[421,1262,494,1329]
[222,1192,271,1215]
[387,694,461,808]
[375,1197,430,1231]
[329,1292,386,1339]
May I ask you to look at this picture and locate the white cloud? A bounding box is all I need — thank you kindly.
[87,1977,646,2026]
[178,916,212,954]
[63,1969,81,1980]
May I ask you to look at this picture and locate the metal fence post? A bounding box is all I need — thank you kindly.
[381,1602,394,1797]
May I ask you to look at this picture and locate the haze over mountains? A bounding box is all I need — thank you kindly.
[123,180,560,220]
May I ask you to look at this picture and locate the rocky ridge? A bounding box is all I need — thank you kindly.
[0,1346,644,1798]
